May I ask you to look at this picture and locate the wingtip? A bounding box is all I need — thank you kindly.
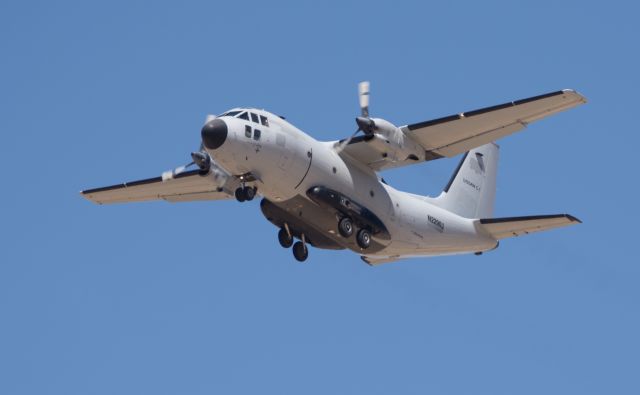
[562,88,588,104]
[566,214,582,224]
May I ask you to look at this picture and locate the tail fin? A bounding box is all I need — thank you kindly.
[432,143,498,218]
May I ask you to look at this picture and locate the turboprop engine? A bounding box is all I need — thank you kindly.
[362,117,425,162]
[336,82,425,164]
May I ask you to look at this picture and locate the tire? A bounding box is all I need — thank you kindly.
[338,217,354,238]
[278,228,293,248]
[292,241,308,262]
[234,188,246,202]
[356,228,371,249]
[244,186,256,201]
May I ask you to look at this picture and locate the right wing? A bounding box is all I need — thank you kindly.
[81,169,240,204]
[478,214,581,240]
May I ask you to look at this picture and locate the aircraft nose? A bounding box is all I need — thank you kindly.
[201,118,228,150]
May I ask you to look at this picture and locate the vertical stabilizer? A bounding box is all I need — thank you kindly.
[432,143,498,218]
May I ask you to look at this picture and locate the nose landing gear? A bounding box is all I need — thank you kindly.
[235,186,257,202]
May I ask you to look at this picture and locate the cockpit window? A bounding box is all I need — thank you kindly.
[237,112,249,120]
[219,110,241,117]
[260,115,269,127]
[250,113,259,123]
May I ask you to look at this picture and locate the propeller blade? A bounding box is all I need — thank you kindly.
[358,81,370,118]
[335,128,361,153]
[162,161,195,181]
[191,151,211,171]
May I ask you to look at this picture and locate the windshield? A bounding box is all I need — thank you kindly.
[219,110,242,117]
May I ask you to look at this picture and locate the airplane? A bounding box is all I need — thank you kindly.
[81,82,587,265]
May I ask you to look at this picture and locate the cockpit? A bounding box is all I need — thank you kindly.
[218,109,271,127]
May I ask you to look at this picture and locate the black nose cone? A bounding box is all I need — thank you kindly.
[201,119,228,150]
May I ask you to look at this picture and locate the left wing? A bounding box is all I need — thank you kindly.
[81,169,239,204]
[340,89,586,172]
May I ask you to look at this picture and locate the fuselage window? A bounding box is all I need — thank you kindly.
[238,112,249,120]
[245,125,252,138]
[253,129,261,140]
[260,115,269,127]
[250,113,259,123]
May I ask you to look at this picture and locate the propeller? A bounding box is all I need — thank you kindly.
[336,81,376,152]
[162,119,214,181]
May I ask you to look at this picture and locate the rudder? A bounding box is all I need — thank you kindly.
[432,143,499,218]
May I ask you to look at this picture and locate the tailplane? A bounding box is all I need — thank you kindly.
[478,214,581,239]
[432,143,498,218]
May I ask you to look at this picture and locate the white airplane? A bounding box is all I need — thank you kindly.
[81,82,586,265]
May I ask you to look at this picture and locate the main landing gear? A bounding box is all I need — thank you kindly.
[292,241,308,262]
[356,228,371,249]
[278,227,293,248]
[235,186,256,202]
[278,224,309,262]
[338,216,371,249]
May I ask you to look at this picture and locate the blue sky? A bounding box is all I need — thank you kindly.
[1,1,638,394]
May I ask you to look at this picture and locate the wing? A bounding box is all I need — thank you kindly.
[81,169,240,204]
[478,214,581,240]
[340,89,586,171]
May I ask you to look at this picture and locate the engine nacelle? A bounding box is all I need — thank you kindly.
[368,118,425,162]
[206,159,229,188]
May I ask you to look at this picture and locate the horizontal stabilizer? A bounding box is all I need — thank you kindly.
[478,214,581,240]
[361,255,402,266]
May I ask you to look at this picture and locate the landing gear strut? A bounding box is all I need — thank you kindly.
[235,186,256,202]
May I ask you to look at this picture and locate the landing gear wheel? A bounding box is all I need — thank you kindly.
[244,186,256,201]
[278,228,293,248]
[292,241,308,262]
[338,217,354,238]
[356,228,371,249]
[234,187,246,202]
